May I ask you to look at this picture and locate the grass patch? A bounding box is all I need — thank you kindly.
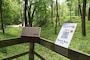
[0,27,22,39]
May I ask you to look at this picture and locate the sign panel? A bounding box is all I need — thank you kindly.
[55,23,77,48]
[21,27,41,37]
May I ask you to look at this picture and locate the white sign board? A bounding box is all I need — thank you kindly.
[21,27,41,37]
[55,23,77,48]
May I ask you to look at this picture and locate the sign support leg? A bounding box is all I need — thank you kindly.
[29,42,34,60]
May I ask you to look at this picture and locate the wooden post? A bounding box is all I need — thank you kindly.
[29,43,34,60]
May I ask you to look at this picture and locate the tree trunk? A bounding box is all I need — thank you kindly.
[82,0,87,36]
[28,5,32,27]
[24,0,28,27]
[56,0,59,24]
[44,3,47,21]
[28,0,32,27]
[88,6,90,21]
[70,1,72,22]
[30,6,37,27]
[55,0,59,34]
[78,0,82,18]
[70,6,72,21]
[1,11,5,34]
[51,0,53,24]
[0,0,5,34]
[28,0,37,27]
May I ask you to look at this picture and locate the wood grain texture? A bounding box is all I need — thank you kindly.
[38,38,90,60]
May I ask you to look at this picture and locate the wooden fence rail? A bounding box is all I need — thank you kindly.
[0,36,90,60]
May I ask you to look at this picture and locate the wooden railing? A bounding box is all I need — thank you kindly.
[0,36,90,60]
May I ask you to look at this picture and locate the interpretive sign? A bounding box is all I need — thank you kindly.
[21,27,41,37]
[55,23,77,48]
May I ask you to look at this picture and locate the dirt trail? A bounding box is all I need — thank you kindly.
[7,24,24,27]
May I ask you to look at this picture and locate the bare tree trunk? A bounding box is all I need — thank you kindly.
[21,10,23,26]
[31,6,37,22]
[24,0,28,27]
[28,0,32,27]
[28,0,37,27]
[1,12,5,34]
[55,0,59,34]
[0,0,5,34]
[29,6,37,27]
[78,0,82,18]
[88,5,90,21]
[28,5,32,27]
[44,3,47,21]
[56,0,59,24]
[69,0,72,22]
[82,0,87,36]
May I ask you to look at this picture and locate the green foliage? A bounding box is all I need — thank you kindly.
[2,0,21,25]
[33,0,51,26]
[60,2,69,16]
[0,0,90,26]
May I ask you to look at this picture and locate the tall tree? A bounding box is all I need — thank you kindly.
[0,0,5,34]
[82,0,87,36]
[28,0,37,27]
[55,0,59,34]
[24,0,28,27]
[28,0,32,27]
